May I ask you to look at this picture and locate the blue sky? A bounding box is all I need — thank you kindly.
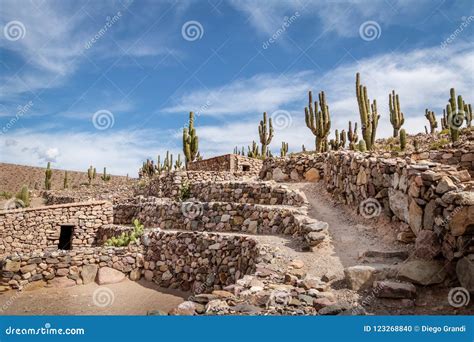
[0,0,473,175]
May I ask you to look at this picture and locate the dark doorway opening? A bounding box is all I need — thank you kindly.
[242,164,250,172]
[58,225,74,250]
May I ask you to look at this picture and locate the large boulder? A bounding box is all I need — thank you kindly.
[373,280,416,299]
[414,230,440,259]
[388,189,409,222]
[304,168,320,182]
[97,267,125,285]
[3,260,20,272]
[397,260,446,285]
[456,256,474,293]
[408,200,423,236]
[272,168,288,182]
[449,206,474,236]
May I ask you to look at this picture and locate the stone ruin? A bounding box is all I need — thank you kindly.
[0,151,473,315]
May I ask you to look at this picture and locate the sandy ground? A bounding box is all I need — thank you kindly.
[0,279,188,315]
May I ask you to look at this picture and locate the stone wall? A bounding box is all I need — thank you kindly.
[187,154,262,174]
[260,151,474,261]
[0,245,143,290]
[143,230,259,293]
[0,201,113,256]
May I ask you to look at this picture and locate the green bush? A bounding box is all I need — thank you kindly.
[178,181,191,201]
[0,191,12,199]
[104,219,144,247]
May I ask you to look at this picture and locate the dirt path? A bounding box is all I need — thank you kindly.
[0,279,188,315]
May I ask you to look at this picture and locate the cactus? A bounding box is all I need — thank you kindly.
[63,171,68,189]
[233,146,238,154]
[340,129,346,149]
[87,165,94,185]
[441,109,448,130]
[305,90,331,152]
[247,141,260,158]
[446,88,465,142]
[280,142,288,157]
[399,129,407,151]
[348,121,359,150]
[16,185,30,207]
[424,109,438,134]
[183,111,199,166]
[101,167,111,181]
[302,144,306,152]
[414,139,419,152]
[355,73,379,150]
[389,90,405,137]
[329,129,342,150]
[175,154,183,170]
[358,140,367,152]
[45,162,52,190]
[465,103,472,127]
[424,126,428,134]
[93,168,97,179]
[258,112,274,158]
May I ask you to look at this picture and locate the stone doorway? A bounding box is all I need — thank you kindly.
[58,224,74,250]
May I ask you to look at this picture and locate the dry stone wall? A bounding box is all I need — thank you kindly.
[143,230,259,293]
[0,201,113,256]
[187,154,262,174]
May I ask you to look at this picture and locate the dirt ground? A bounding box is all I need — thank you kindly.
[0,279,188,315]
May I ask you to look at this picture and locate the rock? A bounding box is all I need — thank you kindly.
[161,270,173,281]
[272,168,288,182]
[205,299,229,313]
[397,231,416,243]
[231,303,262,314]
[290,169,300,181]
[220,214,230,223]
[306,232,325,246]
[344,265,377,290]
[414,230,440,259]
[301,276,326,291]
[144,270,153,281]
[318,303,351,315]
[397,260,447,285]
[247,221,258,234]
[97,267,125,285]
[408,200,423,236]
[56,268,69,277]
[313,297,335,310]
[449,206,474,236]
[170,301,197,315]
[20,264,36,274]
[49,277,76,288]
[388,189,409,222]
[129,268,141,281]
[3,260,20,272]
[147,309,167,316]
[435,176,456,194]
[373,281,416,299]
[304,168,320,182]
[423,200,436,230]
[212,290,234,298]
[289,260,304,269]
[456,256,474,292]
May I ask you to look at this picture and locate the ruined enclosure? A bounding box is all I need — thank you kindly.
[1,146,473,315]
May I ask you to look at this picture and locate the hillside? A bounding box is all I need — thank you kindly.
[0,162,130,194]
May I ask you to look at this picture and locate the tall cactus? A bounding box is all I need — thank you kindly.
[340,129,346,149]
[175,154,183,170]
[424,109,438,134]
[101,167,111,181]
[183,111,199,166]
[305,90,331,152]
[389,90,405,137]
[247,140,260,158]
[348,121,359,150]
[280,141,288,157]
[87,165,94,185]
[446,88,465,142]
[258,112,274,158]
[465,103,472,127]
[45,162,52,190]
[355,73,379,150]
[63,171,68,189]
[441,109,448,130]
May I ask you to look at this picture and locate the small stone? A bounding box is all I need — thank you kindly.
[289,260,304,269]
[344,265,376,291]
[97,267,125,285]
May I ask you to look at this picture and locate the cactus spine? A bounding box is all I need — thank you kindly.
[258,112,274,158]
[183,111,199,166]
[356,73,379,150]
[305,90,331,152]
[389,90,405,137]
[348,121,359,150]
[399,129,407,151]
[280,142,288,157]
[424,109,438,134]
[45,162,52,190]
